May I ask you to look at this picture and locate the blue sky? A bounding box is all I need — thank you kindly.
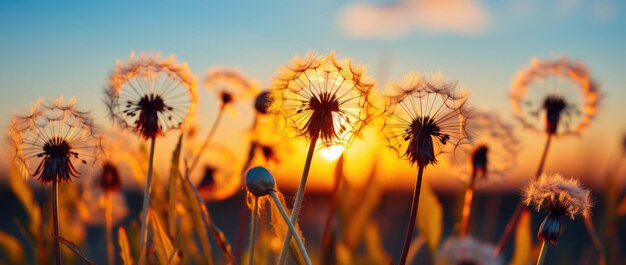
[1,0,625,189]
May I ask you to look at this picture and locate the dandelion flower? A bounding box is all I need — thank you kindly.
[8,97,100,183]
[105,52,197,139]
[384,72,469,265]
[525,173,592,244]
[384,72,469,167]
[270,52,373,263]
[453,110,520,181]
[510,57,600,136]
[270,52,374,147]
[8,97,99,265]
[205,67,259,108]
[105,52,196,263]
[191,145,241,201]
[435,236,503,265]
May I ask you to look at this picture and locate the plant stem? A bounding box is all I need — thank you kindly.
[248,197,259,265]
[321,155,344,253]
[277,136,318,265]
[270,191,312,265]
[105,193,114,265]
[52,177,61,265]
[535,133,553,180]
[190,105,225,171]
[461,173,477,238]
[138,136,156,265]
[536,240,549,265]
[494,133,553,256]
[399,165,425,265]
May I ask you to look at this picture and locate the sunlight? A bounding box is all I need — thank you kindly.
[320,145,345,161]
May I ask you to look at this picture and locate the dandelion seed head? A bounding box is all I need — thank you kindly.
[435,236,503,265]
[205,67,259,107]
[98,161,121,193]
[384,72,469,167]
[451,110,520,181]
[8,97,100,184]
[269,52,374,147]
[245,166,276,197]
[524,173,592,219]
[105,52,197,139]
[511,57,600,136]
[187,145,240,201]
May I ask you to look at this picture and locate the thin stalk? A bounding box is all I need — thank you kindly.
[535,133,553,180]
[190,104,225,171]
[248,197,259,265]
[321,155,344,252]
[460,173,477,238]
[52,177,61,265]
[138,137,156,265]
[269,191,312,265]
[399,165,425,265]
[277,136,318,265]
[105,193,114,265]
[536,241,549,265]
[494,133,553,256]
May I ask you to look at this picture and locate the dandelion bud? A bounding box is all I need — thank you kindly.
[100,162,121,193]
[254,91,272,114]
[471,145,488,179]
[538,214,562,245]
[245,166,275,197]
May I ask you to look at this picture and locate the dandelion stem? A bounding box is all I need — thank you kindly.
[494,133,554,256]
[52,176,61,265]
[138,136,156,265]
[277,135,318,265]
[399,164,425,265]
[535,133,553,180]
[461,173,477,238]
[321,155,343,254]
[105,193,114,265]
[190,104,226,171]
[536,240,549,265]
[248,197,259,265]
[270,191,312,265]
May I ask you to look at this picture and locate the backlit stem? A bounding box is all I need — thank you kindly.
[536,240,549,265]
[52,177,61,265]
[138,136,156,265]
[399,165,425,265]
[270,191,312,265]
[494,134,553,255]
[461,173,477,238]
[105,193,114,265]
[277,136,318,265]
[247,197,259,265]
[190,104,225,171]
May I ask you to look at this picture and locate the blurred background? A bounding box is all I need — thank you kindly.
[1,1,626,264]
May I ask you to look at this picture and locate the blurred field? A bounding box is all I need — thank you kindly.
[2,182,623,264]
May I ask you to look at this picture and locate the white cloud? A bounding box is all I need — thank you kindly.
[339,0,491,39]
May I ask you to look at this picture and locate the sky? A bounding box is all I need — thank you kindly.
[1,0,625,192]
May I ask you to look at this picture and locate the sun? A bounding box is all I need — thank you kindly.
[320,145,345,161]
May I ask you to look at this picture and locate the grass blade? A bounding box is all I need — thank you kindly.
[118,227,134,265]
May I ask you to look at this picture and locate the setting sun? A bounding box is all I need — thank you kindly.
[320,145,346,160]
